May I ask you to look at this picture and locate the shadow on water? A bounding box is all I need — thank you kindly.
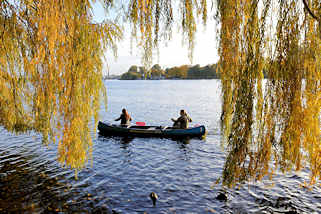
[119,137,135,145]
[97,132,205,145]
[176,139,190,150]
[0,150,112,213]
[97,135,135,147]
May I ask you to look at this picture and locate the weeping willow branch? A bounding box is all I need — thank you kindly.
[302,0,320,22]
[217,0,321,187]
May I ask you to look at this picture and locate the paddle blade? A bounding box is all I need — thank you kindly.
[136,122,146,126]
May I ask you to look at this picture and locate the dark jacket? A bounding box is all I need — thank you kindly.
[173,115,192,129]
[115,113,132,125]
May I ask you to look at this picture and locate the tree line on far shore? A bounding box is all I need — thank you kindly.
[116,63,221,80]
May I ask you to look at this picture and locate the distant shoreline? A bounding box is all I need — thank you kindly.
[103,77,220,80]
[106,63,221,80]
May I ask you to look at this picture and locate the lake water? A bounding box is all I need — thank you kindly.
[0,80,320,213]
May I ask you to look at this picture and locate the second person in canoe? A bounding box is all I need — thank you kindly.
[171,109,192,129]
[115,108,132,126]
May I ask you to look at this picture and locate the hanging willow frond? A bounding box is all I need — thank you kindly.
[0,0,122,171]
[217,0,320,186]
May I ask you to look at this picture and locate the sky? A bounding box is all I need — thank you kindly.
[92,2,219,76]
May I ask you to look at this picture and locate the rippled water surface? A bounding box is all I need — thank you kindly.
[0,80,320,213]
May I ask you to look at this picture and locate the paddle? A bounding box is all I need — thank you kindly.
[136,122,146,126]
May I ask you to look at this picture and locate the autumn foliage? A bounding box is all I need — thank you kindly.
[0,0,122,173]
[1,0,320,185]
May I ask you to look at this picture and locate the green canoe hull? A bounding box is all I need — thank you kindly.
[98,121,206,139]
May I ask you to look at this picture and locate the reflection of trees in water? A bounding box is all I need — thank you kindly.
[0,151,111,212]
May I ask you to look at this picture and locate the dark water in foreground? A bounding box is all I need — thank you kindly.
[0,80,320,213]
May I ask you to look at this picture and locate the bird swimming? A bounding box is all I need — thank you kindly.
[149,192,158,206]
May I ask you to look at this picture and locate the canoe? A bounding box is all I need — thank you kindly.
[97,121,206,138]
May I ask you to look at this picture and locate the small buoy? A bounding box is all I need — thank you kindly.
[149,192,158,206]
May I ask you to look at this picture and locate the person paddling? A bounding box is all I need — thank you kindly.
[115,108,132,126]
[171,109,192,129]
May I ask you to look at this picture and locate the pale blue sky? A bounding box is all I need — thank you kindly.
[92,2,219,75]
